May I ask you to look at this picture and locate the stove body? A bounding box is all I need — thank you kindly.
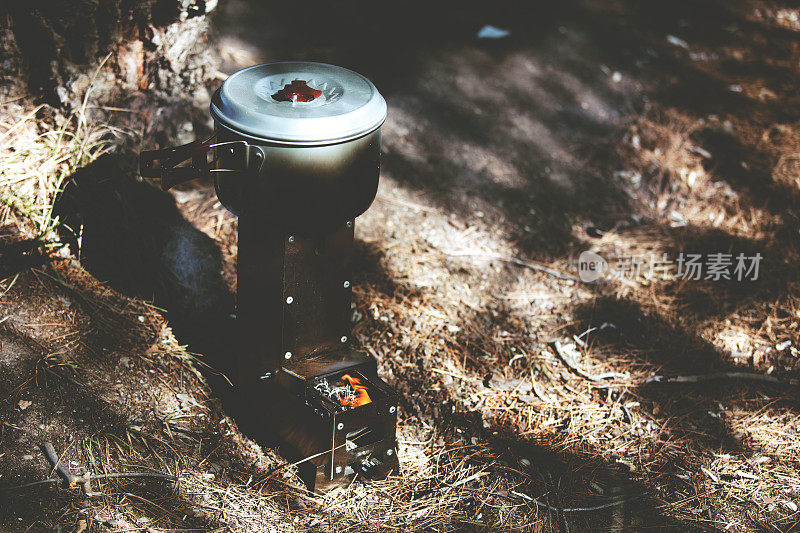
[237,219,399,491]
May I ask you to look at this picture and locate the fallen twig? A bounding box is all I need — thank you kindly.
[254,441,348,486]
[440,469,490,491]
[646,372,798,386]
[0,442,176,496]
[549,340,628,382]
[376,193,438,213]
[443,251,581,282]
[1,471,178,493]
[41,442,76,489]
[510,490,646,513]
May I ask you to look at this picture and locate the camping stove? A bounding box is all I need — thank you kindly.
[139,62,397,491]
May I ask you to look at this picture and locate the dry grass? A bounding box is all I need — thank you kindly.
[0,93,116,239]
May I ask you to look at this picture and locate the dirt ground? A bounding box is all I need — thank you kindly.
[2,0,800,531]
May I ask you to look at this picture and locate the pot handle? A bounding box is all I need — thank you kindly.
[139,135,252,191]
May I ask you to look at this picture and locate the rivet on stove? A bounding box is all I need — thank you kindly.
[386,449,394,456]
[337,423,344,430]
[343,280,350,288]
[340,335,348,343]
[389,406,396,414]
[288,235,295,243]
[346,221,353,228]
[284,351,292,360]
[286,296,294,304]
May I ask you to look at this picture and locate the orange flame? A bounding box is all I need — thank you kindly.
[339,374,372,408]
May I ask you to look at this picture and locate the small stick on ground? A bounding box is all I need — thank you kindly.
[443,251,582,282]
[0,442,177,496]
[510,489,646,513]
[549,340,627,382]
[646,372,799,386]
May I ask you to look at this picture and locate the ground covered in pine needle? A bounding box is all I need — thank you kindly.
[2,0,800,531]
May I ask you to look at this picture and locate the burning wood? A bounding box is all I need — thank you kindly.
[314,373,373,409]
[341,374,372,407]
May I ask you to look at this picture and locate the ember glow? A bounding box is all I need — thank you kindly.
[339,374,372,408]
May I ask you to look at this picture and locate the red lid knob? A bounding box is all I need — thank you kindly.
[272,79,322,103]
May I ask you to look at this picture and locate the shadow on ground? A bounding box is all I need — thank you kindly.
[54,154,236,384]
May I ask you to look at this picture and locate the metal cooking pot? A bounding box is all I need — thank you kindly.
[140,62,387,229]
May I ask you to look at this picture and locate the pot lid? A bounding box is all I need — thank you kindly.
[211,62,387,145]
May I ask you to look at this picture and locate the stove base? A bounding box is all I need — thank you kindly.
[251,349,398,492]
